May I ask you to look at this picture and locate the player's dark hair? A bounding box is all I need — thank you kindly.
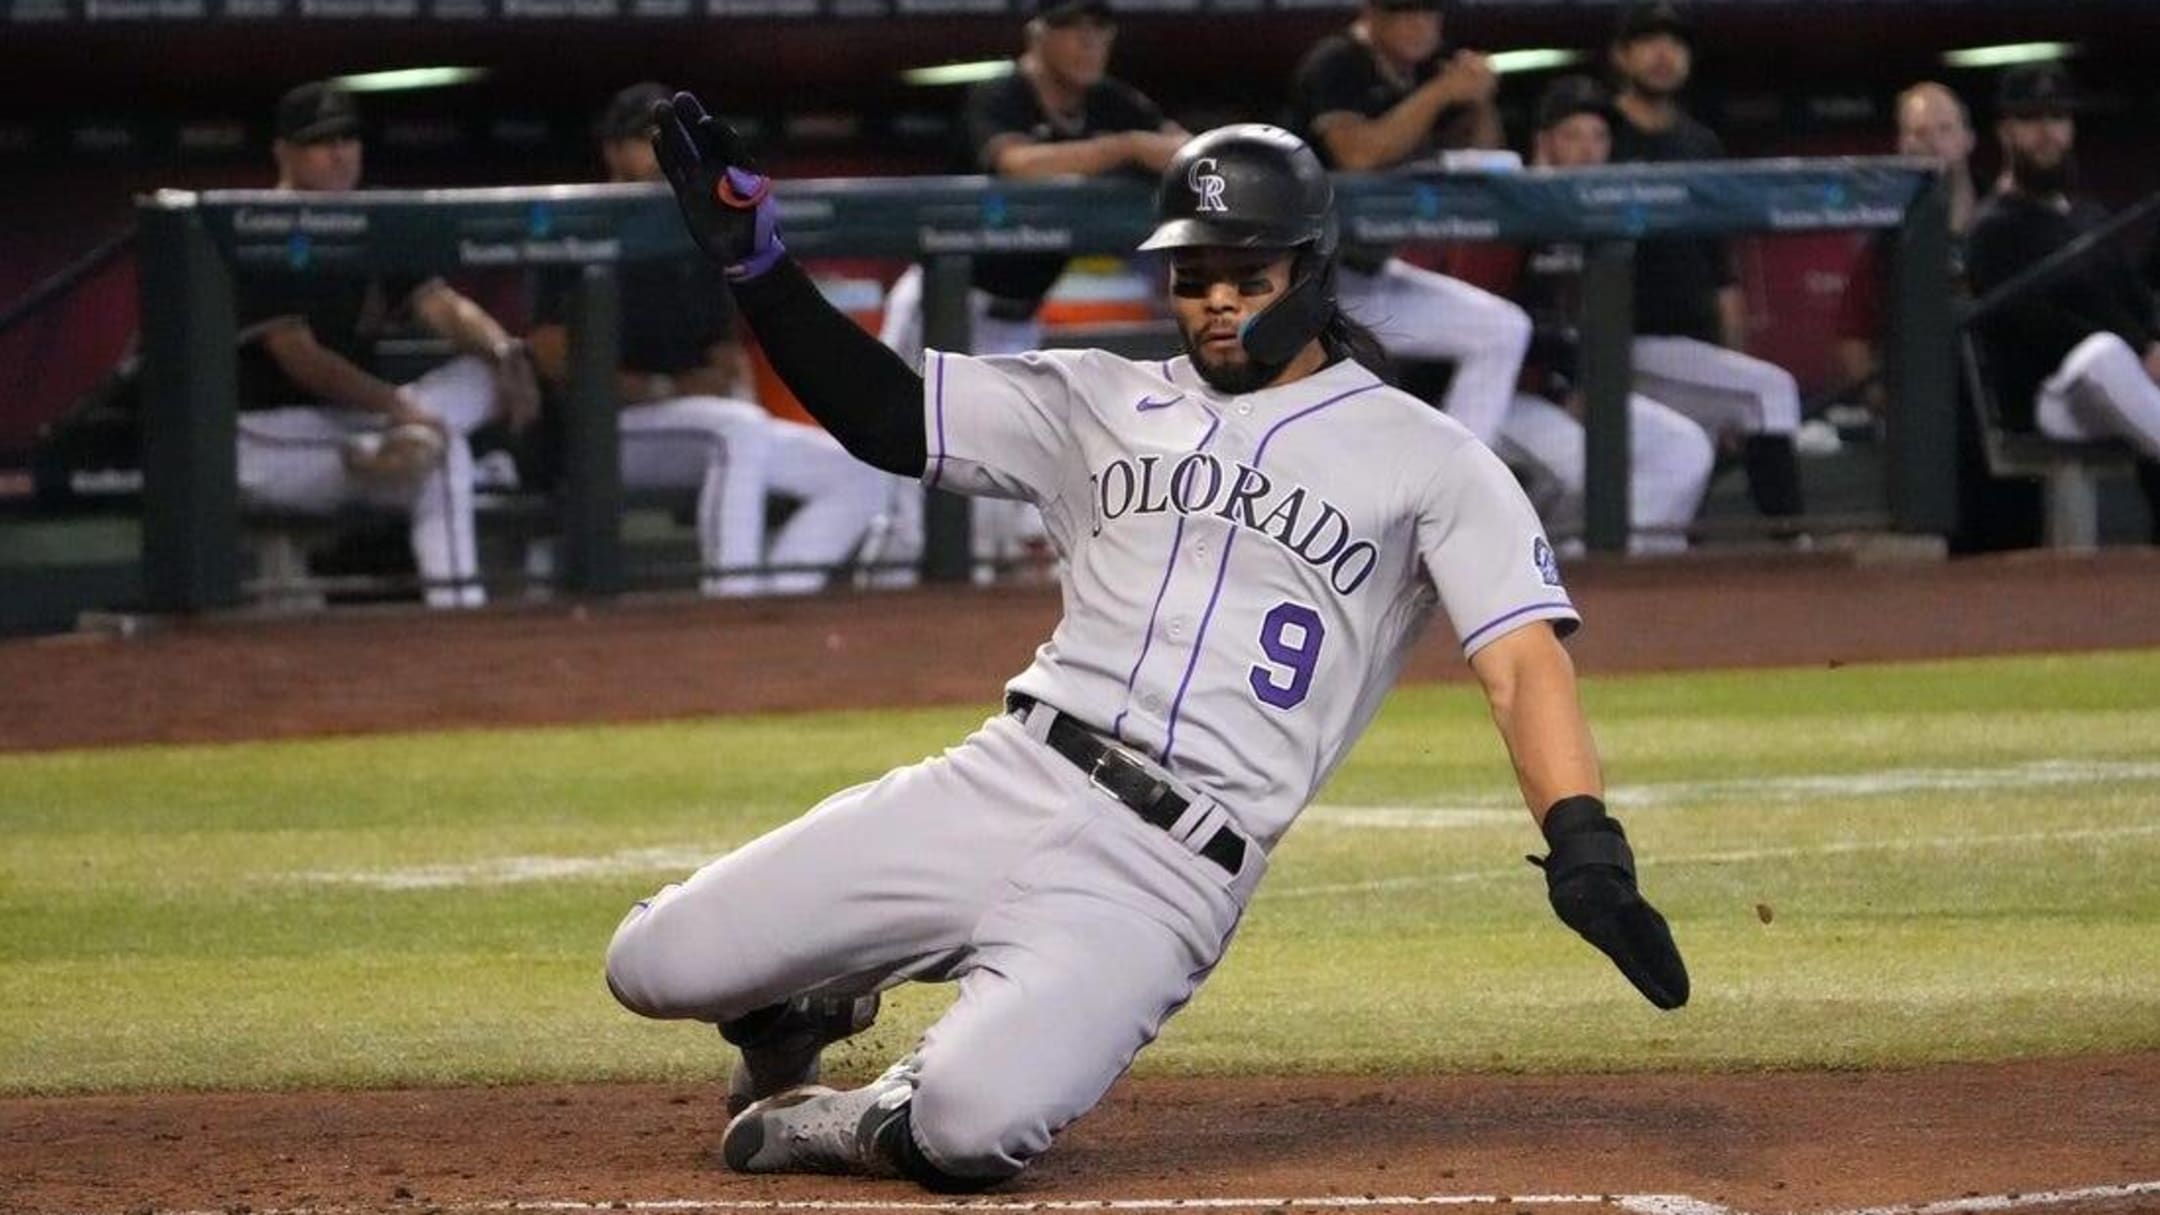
[1321,308,1393,383]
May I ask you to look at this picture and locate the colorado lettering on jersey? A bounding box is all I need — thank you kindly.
[1089,453,1380,595]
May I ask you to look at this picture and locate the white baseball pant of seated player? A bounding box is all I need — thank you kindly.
[236,354,493,609]
[617,394,887,597]
[2034,331,2160,459]
[1500,392,1715,554]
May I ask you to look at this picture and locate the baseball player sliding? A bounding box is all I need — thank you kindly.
[605,100,1689,1191]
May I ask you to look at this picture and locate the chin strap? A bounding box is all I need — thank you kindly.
[1237,233,1338,366]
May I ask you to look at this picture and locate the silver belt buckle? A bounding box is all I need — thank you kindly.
[1089,745,1170,813]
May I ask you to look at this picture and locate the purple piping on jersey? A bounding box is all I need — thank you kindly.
[1161,379,1385,763]
[1111,410,1224,741]
[1459,601,1577,653]
[926,352,950,490]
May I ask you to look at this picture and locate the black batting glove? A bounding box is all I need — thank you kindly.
[1529,795,1690,1010]
[649,91,786,280]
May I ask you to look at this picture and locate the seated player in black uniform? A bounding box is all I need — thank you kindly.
[233,80,537,607]
[520,84,883,597]
[1285,0,1534,452]
[1966,63,2160,535]
[869,0,1188,582]
[1604,1,1811,527]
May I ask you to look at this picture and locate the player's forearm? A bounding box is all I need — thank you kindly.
[992,135,1136,180]
[1471,628,1603,821]
[728,258,927,477]
[414,283,517,362]
[269,334,408,417]
[1318,92,1450,172]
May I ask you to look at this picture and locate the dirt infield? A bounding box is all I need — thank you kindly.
[3,549,2159,1213]
[5,549,2160,753]
[5,1059,2158,1215]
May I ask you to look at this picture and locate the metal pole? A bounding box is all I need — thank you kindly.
[562,264,624,595]
[1579,241,1636,555]
[136,200,242,613]
[919,254,975,583]
[1888,172,1955,537]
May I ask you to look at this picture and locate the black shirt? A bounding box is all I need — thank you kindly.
[1509,242,1589,396]
[960,69,1167,308]
[1290,33,1443,167]
[537,256,736,375]
[1288,32,1480,269]
[233,273,419,411]
[1967,189,2158,431]
[1608,104,1735,344]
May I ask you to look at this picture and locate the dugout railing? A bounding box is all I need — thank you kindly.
[134,159,1951,613]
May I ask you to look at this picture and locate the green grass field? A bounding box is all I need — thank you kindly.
[3,650,2157,1097]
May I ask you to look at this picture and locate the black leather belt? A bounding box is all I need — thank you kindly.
[1006,692,1247,875]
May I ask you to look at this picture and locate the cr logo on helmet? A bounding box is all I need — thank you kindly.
[1188,156,1229,213]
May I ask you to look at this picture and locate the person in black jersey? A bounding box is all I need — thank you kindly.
[1605,1,1812,527]
[1967,63,2160,533]
[1286,0,1536,450]
[1496,76,1714,553]
[523,83,882,597]
[1834,83,2043,553]
[870,0,1189,584]
[234,80,537,607]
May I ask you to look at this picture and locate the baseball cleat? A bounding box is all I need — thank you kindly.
[725,993,881,1115]
[720,1057,919,1176]
[720,1081,905,1176]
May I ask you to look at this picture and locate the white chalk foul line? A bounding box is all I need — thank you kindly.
[154,1196,1669,1215]
[1819,1179,2160,1215]
[284,844,728,891]
[1270,821,2160,901]
[143,1183,2160,1215]
[1305,760,2160,831]
[281,760,2160,891]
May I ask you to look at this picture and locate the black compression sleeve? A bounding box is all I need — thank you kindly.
[729,258,928,477]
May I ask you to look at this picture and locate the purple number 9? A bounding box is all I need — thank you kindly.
[1250,602,1325,710]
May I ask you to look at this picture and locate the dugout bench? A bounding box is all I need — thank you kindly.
[135,161,1952,614]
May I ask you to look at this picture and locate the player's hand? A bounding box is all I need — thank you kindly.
[1529,796,1690,1010]
[2142,342,2160,386]
[651,91,786,281]
[1433,51,1498,107]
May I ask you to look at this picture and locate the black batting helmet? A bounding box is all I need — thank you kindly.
[1139,124,1341,366]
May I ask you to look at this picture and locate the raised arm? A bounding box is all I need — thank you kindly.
[650,92,927,477]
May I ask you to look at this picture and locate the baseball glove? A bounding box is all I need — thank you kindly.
[1530,795,1690,1010]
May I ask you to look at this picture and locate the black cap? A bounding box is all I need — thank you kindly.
[1369,0,1446,12]
[1614,0,1692,45]
[274,81,362,144]
[1536,74,1618,132]
[1996,62,2079,118]
[596,81,671,141]
[1025,0,1111,25]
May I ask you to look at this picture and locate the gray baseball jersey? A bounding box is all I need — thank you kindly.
[926,346,1579,847]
